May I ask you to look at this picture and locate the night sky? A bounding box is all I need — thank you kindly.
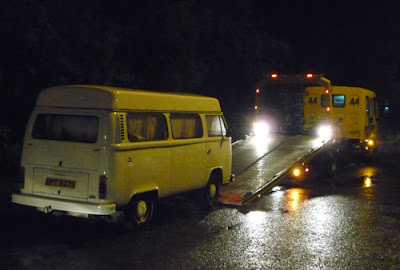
[1,0,399,138]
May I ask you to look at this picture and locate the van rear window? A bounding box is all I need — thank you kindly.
[32,114,99,143]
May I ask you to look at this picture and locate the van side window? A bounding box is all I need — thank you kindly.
[126,113,168,142]
[332,95,345,107]
[170,113,203,139]
[206,115,226,137]
[32,114,99,143]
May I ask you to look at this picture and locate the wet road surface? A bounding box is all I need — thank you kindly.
[1,150,400,269]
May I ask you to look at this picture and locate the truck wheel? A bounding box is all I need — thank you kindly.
[202,174,221,208]
[126,196,154,227]
[327,160,337,177]
[320,151,337,178]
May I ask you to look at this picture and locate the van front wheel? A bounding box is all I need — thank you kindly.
[127,196,154,227]
[202,174,221,208]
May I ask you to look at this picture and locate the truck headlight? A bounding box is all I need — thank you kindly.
[317,125,333,140]
[253,121,269,137]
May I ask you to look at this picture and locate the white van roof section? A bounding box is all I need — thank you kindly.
[36,85,222,112]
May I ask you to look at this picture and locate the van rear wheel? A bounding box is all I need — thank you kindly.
[127,196,154,227]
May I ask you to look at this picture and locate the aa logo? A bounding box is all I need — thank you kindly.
[308,97,317,104]
[350,98,359,105]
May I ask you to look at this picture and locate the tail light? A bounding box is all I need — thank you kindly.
[99,175,107,199]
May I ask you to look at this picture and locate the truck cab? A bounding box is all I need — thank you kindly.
[304,86,378,152]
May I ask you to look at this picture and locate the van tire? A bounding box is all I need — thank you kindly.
[126,195,154,227]
[202,174,221,209]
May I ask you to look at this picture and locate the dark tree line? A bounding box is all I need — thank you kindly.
[0,1,292,139]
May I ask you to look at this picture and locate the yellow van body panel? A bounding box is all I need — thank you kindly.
[12,85,232,217]
[304,86,378,143]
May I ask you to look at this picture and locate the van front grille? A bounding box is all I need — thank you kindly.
[119,114,125,141]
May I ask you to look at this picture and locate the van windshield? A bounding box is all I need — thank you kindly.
[32,114,99,143]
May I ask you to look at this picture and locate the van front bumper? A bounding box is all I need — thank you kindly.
[12,193,116,216]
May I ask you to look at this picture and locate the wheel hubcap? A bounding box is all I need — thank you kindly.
[136,200,148,220]
[209,184,217,199]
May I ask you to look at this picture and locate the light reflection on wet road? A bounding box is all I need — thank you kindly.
[1,152,400,269]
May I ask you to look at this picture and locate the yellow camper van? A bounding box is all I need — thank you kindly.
[12,85,232,225]
[304,86,378,151]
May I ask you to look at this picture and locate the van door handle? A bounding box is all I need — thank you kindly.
[206,149,212,155]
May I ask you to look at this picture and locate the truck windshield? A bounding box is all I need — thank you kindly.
[32,114,99,143]
[332,95,346,107]
[320,94,329,107]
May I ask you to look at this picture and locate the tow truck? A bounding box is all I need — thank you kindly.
[218,73,339,205]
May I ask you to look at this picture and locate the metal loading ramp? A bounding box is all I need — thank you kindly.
[219,135,332,206]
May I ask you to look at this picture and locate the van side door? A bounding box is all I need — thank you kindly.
[170,113,207,193]
[124,112,172,198]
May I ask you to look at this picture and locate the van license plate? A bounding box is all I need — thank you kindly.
[45,178,76,189]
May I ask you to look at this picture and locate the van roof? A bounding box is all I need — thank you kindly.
[36,85,222,112]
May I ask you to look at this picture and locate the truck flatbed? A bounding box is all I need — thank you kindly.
[219,134,332,205]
